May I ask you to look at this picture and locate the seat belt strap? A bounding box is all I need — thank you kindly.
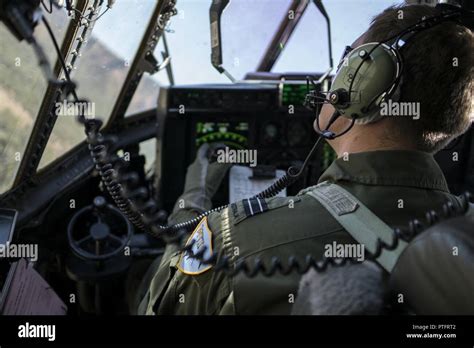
[306,181,408,273]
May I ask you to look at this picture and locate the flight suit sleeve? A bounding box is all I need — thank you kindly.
[136,207,200,315]
[152,199,210,282]
[141,194,311,315]
[143,208,234,315]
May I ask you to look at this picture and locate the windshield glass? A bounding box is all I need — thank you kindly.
[0,8,70,193]
[126,0,291,116]
[274,0,405,72]
[38,0,157,169]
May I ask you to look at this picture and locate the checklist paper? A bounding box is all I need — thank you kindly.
[2,259,67,315]
[229,165,287,204]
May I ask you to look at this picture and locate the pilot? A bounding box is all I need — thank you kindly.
[138,4,474,315]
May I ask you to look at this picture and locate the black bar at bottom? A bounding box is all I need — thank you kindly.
[0,315,473,345]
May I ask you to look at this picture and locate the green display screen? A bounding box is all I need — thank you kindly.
[281,84,308,107]
[196,122,249,149]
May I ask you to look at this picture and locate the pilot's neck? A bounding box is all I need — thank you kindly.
[328,120,418,157]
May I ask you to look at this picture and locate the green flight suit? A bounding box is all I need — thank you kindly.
[140,150,461,315]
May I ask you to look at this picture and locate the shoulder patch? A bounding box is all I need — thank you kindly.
[304,181,359,216]
[242,197,269,217]
[230,196,302,225]
[177,217,213,275]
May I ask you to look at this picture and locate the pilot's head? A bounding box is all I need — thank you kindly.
[317,4,474,155]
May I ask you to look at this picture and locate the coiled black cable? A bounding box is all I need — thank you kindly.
[87,128,149,231]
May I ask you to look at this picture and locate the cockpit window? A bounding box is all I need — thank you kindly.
[273,0,405,72]
[39,0,157,169]
[158,0,233,84]
[0,9,70,193]
[271,4,330,73]
[125,39,167,117]
[125,0,291,116]
[126,0,235,117]
[220,0,292,79]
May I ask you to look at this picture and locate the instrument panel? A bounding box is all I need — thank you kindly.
[156,82,330,211]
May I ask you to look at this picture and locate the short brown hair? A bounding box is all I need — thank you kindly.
[363,4,474,153]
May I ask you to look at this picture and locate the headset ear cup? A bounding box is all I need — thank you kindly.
[328,42,400,125]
